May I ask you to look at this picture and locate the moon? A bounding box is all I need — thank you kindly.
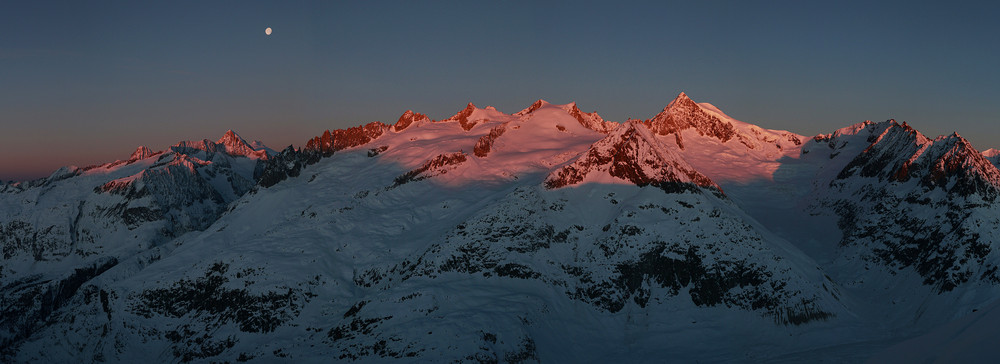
[265,27,272,36]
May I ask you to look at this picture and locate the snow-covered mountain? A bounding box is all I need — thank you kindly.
[0,130,273,358]
[797,120,1000,334]
[983,148,1000,169]
[3,94,999,362]
[644,92,805,184]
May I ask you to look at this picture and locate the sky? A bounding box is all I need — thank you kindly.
[2,0,999,181]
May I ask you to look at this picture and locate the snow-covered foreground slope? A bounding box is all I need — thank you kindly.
[867,297,1000,363]
[0,131,272,357]
[3,95,1000,362]
[639,95,1000,338]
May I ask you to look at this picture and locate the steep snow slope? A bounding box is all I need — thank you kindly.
[983,148,1000,169]
[647,92,805,184]
[810,120,1000,325]
[545,121,719,192]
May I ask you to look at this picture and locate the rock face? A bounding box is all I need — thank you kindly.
[473,124,506,158]
[216,130,269,159]
[304,122,389,157]
[4,96,1000,362]
[441,103,479,131]
[545,121,719,194]
[391,152,468,187]
[646,92,738,143]
[392,110,430,132]
[811,120,1000,293]
[129,146,158,161]
[254,146,320,188]
[173,130,270,160]
[565,102,616,133]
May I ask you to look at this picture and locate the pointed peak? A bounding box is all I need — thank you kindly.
[393,110,429,131]
[658,92,703,117]
[557,101,581,114]
[545,120,720,193]
[206,129,269,159]
[830,120,877,139]
[217,129,248,146]
[442,103,478,118]
[454,102,477,116]
[558,102,612,134]
[647,92,736,141]
[439,102,483,131]
[514,99,552,116]
[612,120,657,140]
[130,145,156,161]
[666,92,695,109]
[622,118,645,129]
[934,131,963,142]
[398,109,428,120]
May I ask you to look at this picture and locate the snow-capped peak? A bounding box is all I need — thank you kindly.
[562,102,615,133]
[217,129,247,148]
[438,103,480,131]
[129,146,157,161]
[436,102,516,131]
[545,121,720,193]
[830,120,1000,198]
[831,120,876,139]
[983,148,1000,169]
[217,130,269,159]
[171,130,270,160]
[667,91,693,109]
[646,91,737,142]
[393,110,431,132]
[514,99,552,116]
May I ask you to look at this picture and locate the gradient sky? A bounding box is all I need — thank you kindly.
[2,1,998,181]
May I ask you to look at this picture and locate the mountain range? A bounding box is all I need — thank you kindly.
[2,93,999,362]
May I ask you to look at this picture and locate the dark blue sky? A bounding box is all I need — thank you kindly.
[2,1,998,181]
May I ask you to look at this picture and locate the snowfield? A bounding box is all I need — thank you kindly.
[3,93,1000,362]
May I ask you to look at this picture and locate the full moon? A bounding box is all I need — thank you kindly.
[265,27,272,36]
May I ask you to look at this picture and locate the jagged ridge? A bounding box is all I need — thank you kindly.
[545,121,720,194]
